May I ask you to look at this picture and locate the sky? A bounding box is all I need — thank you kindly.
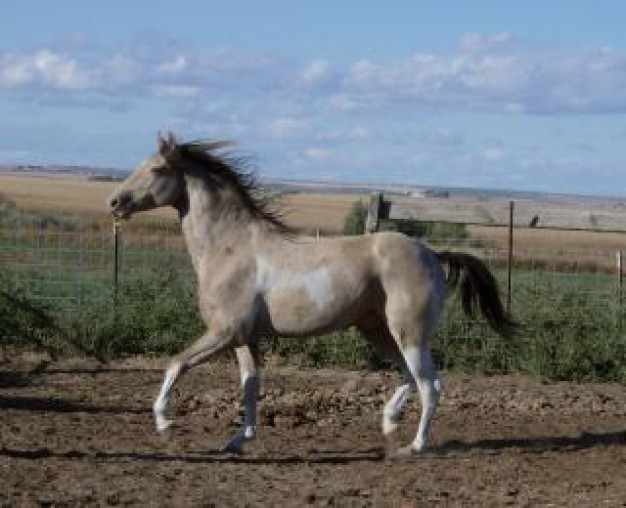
[1,1,626,197]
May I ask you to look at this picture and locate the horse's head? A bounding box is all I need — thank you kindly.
[108,133,186,219]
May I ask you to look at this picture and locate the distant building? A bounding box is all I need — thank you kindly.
[410,188,450,199]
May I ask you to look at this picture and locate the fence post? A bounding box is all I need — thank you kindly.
[618,250,623,329]
[113,220,121,301]
[365,192,382,234]
[506,201,515,316]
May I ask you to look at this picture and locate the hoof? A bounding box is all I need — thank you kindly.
[382,417,399,437]
[386,443,426,459]
[155,414,174,433]
[222,434,246,455]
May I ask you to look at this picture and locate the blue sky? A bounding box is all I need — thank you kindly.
[1,1,626,196]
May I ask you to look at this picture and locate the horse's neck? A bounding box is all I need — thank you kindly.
[180,177,257,276]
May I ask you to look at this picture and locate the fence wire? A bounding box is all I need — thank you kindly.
[1,213,624,339]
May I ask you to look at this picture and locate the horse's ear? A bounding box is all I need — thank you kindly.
[157,131,179,160]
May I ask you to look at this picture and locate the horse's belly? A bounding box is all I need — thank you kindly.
[263,287,362,336]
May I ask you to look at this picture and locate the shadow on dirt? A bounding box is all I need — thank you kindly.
[0,360,54,387]
[40,367,162,375]
[1,431,624,466]
[0,446,386,465]
[0,395,149,415]
[437,430,626,455]
[0,372,34,388]
[0,365,161,383]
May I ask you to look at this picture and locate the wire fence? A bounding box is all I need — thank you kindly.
[1,212,624,333]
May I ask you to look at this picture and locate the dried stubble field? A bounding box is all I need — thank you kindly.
[0,172,356,233]
[2,171,626,253]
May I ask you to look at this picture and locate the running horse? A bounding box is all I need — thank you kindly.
[108,133,514,456]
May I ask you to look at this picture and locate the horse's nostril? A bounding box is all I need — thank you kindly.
[110,198,119,209]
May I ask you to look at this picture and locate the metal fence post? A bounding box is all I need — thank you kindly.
[506,201,515,316]
[113,220,121,302]
[618,250,623,330]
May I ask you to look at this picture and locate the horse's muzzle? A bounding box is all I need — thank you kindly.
[108,191,133,219]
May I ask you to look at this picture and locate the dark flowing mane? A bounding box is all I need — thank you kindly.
[177,139,294,235]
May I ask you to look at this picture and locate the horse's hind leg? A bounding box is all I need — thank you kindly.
[363,323,439,454]
[358,323,415,440]
[223,344,260,454]
[396,341,441,456]
[384,303,441,456]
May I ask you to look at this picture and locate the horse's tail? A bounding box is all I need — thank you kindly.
[436,250,516,339]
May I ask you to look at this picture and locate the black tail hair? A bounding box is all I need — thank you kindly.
[436,251,516,339]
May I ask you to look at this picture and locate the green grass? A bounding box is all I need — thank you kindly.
[0,204,624,382]
[2,259,623,382]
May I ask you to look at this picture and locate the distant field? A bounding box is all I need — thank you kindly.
[0,172,118,214]
[0,172,358,233]
[1,172,625,252]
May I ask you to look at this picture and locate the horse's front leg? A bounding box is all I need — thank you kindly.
[153,327,233,432]
[223,344,261,454]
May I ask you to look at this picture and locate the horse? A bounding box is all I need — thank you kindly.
[108,133,514,457]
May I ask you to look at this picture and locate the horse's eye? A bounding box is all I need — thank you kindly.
[152,166,169,175]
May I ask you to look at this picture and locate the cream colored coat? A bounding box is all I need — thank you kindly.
[109,134,513,456]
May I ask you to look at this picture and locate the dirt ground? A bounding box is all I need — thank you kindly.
[1,355,624,507]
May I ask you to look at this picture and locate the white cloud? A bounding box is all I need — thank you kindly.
[482,146,504,162]
[313,126,371,142]
[153,84,201,98]
[0,49,91,89]
[156,54,187,74]
[326,93,363,111]
[348,59,378,84]
[303,147,333,161]
[458,32,514,53]
[3,33,626,116]
[102,53,143,85]
[298,59,333,85]
[346,44,626,114]
[265,117,307,139]
[349,126,370,140]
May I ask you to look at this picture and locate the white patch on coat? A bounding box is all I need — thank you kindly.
[255,257,334,309]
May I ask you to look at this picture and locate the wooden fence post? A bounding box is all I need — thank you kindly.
[365,192,382,234]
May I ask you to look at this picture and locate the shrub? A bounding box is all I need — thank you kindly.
[343,200,367,235]
[265,327,388,370]
[342,198,469,242]
[61,265,203,359]
[382,219,468,242]
[0,270,58,357]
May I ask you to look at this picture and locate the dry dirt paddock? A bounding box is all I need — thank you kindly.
[1,356,624,507]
